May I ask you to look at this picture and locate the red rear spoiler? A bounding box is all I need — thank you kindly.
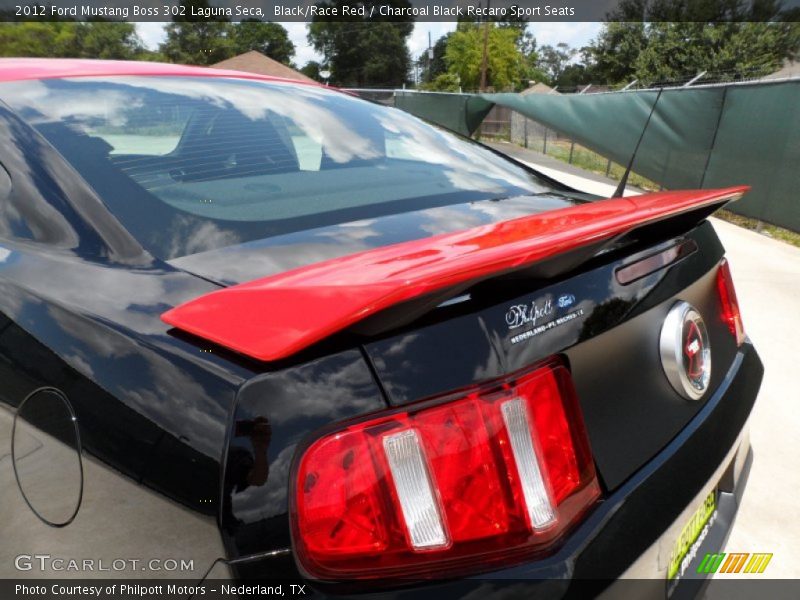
[162,187,746,361]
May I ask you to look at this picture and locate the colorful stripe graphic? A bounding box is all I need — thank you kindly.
[697,552,773,574]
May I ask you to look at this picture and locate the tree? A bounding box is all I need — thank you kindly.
[230,20,295,64]
[301,61,323,81]
[537,43,577,83]
[634,22,798,83]
[421,72,461,92]
[160,1,234,65]
[585,1,800,85]
[0,22,145,59]
[308,1,413,87]
[0,22,73,57]
[469,12,545,86]
[606,0,785,22]
[556,63,592,89]
[161,22,233,65]
[75,22,146,60]
[583,22,647,84]
[418,33,450,84]
[498,15,546,87]
[444,23,527,91]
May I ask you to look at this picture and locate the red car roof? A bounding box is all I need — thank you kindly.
[0,58,317,86]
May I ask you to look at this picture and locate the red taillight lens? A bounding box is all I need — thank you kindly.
[415,398,511,544]
[716,258,745,346]
[292,359,600,579]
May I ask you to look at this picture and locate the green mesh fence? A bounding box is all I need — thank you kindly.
[394,91,494,137]
[393,81,800,232]
[702,83,800,229]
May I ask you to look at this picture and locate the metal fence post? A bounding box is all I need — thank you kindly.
[524,118,528,148]
[568,141,575,164]
[605,159,612,177]
[543,129,548,154]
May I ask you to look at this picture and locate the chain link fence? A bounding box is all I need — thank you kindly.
[346,88,661,192]
[482,106,661,191]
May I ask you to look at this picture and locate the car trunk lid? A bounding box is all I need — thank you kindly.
[162,187,746,363]
[165,186,747,491]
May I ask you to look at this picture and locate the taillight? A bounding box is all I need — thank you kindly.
[291,359,601,579]
[716,258,746,346]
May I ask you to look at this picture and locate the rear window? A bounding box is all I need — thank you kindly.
[0,76,550,259]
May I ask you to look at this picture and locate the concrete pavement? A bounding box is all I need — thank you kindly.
[502,146,800,579]
[486,140,646,197]
[709,218,800,579]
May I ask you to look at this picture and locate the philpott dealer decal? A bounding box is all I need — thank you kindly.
[505,294,585,345]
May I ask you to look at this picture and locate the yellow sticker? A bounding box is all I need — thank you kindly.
[668,491,716,580]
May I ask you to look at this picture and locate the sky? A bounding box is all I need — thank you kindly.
[136,22,603,68]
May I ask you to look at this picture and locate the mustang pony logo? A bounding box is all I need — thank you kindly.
[505,299,554,330]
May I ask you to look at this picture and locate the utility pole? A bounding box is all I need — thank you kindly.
[479,0,491,91]
[424,31,432,84]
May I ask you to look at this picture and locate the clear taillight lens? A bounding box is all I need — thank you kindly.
[717,258,746,346]
[292,358,600,579]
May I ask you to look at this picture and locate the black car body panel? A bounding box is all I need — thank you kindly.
[364,221,737,490]
[255,341,758,597]
[218,220,754,576]
[0,104,241,515]
[0,65,763,596]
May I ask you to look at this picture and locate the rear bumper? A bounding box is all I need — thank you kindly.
[314,340,763,599]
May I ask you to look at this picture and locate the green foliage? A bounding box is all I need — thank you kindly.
[77,22,146,59]
[421,72,462,92]
[160,2,295,66]
[557,64,592,89]
[300,60,322,81]
[511,27,545,88]
[607,0,785,21]
[308,1,413,87]
[633,22,799,83]
[230,19,295,64]
[0,15,296,68]
[418,34,450,84]
[160,1,233,66]
[586,0,800,85]
[133,51,170,63]
[0,22,145,59]
[421,20,540,90]
[541,139,659,192]
[584,22,647,84]
[537,43,577,83]
[161,21,232,65]
[444,23,528,91]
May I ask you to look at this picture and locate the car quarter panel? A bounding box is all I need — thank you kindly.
[220,350,387,576]
[0,403,230,579]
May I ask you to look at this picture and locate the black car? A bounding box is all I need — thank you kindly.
[0,59,762,599]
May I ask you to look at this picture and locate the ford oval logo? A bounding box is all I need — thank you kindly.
[557,294,575,309]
